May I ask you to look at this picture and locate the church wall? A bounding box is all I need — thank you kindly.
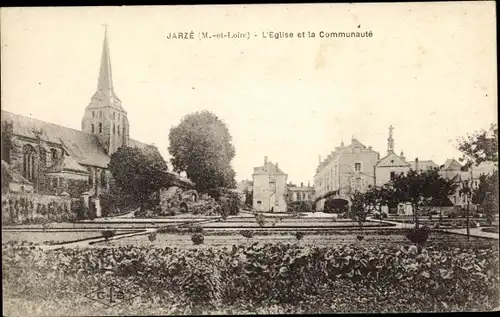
[375,165,410,187]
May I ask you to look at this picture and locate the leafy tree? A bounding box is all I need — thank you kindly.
[473,171,499,225]
[1,121,14,164]
[168,111,237,195]
[457,123,498,168]
[389,168,457,228]
[244,188,253,207]
[108,146,172,215]
[350,192,368,231]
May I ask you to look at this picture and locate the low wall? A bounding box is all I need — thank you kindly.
[2,192,79,225]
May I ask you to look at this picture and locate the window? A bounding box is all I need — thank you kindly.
[122,127,125,135]
[91,124,95,134]
[88,168,93,186]
[355,163,361,172]
[390,171,396,180]
[51,149,58,160]
[99,111,103,118]
[22,145,36,181]
[257,201,262,204]
[118,125,120,135]
[113,124,116,134]
[118,113,120,119]
[113,112,116,119]
[92,111,95,118]
[99,123,103,133]
[100,170,107,187]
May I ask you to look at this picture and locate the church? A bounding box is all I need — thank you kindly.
[1,28,169,197]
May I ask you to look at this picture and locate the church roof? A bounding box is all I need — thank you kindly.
[376,152,410,167]
[1,110,158,169]
[2,110,111,168]
[46,155,89,174]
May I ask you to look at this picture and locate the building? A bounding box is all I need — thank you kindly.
[439,159,497,208]
[287,182,315,203]
[314,137,380,211]
[374,126,438,187]
[233,179,253,203]
[0,28,181,199]
[252,156,288,212]
[375,125,412,186]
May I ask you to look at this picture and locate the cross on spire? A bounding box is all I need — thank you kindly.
[387,125,395,154]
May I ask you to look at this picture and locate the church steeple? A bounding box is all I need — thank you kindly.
[97,26,114,96]
[82,26,130,156]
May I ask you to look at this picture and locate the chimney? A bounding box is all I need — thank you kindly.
[301,182,303,187]
[400,151,405,161]
[308,180,310,187]
[415,157,419,172]
[264,156,268,165]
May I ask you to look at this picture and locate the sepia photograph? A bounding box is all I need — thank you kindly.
[1,2,498,315]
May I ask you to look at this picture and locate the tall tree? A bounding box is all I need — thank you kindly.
[472,171,499,225]
[390,168,457,228]
[457,123,498,168]
[168,111,237,194]
[108,147,172,214]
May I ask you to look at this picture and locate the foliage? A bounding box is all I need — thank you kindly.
[101,229,116,241]
[1,161,11,193]
[240,230,254,239]
[2,243,499,314]
[65,179,91,198]
[168,111,237,194]
[148,232,157,242]
[108,146,172,214]
[255,213,266,227]
[457,123,498,169]
[295,231,305,241]
[244,188,253,207]
[324,197,348,213]
[191,232,205,245]
[350,192,368,230]
[405,226,431,253]
[1,120,14,164]
[288,201,313,213]
[389,168,458,227]
[1,194,77,225]
[472,171,499,226]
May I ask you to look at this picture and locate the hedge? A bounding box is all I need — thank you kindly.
[2,243,498,315]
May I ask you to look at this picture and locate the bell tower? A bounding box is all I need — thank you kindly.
[81,26,130,155]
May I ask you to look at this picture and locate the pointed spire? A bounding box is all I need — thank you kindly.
[97,25,113,94]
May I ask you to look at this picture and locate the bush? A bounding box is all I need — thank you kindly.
[101,229,116,241]
[240,230,254,239]
[405,226,431,252]
[256,213,266,227]
[191,233,205,245]
[295,231,305,241]
[2,243,499,314]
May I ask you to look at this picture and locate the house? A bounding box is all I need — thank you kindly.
[252,156,288,212]
[287,182,315,202]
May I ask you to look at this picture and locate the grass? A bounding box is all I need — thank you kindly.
[1,231,106,245]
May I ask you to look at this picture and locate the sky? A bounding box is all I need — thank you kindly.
[1,3,497,185]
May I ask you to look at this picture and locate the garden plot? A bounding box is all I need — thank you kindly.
[2,231,106,245]
[101,231,496,249]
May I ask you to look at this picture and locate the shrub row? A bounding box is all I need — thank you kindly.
[2,243,498,314]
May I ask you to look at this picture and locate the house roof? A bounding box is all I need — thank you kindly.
[408,160,439,171]
[253,161,286,175]
[442,158,462,171]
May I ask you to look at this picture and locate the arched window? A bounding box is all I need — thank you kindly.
[100,170,107,188]
[51,148,58,160]
[92,111,95,118]
[113,124,115,134]
[118,125,120,135]
[99,111,103,118]
[22,144,36,181]
[99,123,102,133]
[122,126,125,136]
[113,112,116,119]
[88,168,93,186]
[91,124,95,134]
